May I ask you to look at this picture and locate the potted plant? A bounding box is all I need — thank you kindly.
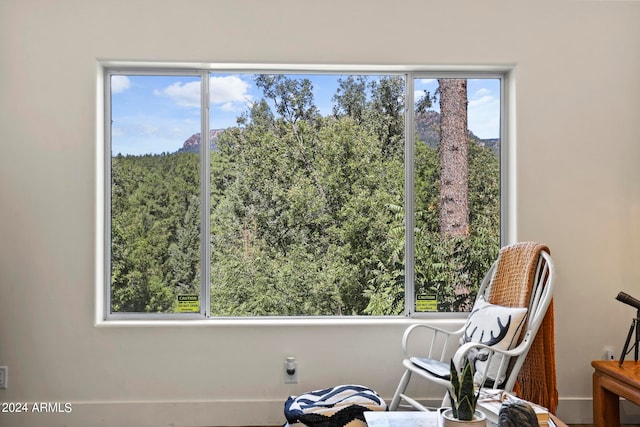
[441,358,487,427]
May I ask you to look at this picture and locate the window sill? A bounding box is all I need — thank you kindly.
[95,315,467,328]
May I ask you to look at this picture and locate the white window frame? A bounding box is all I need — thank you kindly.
[96,62,512,323]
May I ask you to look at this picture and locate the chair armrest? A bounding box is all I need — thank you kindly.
[455,329,535,363]
[452,334,533,391]
[452,340,525,366]
[401,322,466,360]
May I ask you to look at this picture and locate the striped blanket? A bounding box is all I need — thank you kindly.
[283,384,387,427]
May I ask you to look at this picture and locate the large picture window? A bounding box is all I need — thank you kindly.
[104,66,504,319]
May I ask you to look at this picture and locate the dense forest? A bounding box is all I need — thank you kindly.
[110,75,500,316]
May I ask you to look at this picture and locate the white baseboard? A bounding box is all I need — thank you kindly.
[555,397,640,424]
[2,397,639,426]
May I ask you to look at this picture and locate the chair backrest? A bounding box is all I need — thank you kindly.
[463,243,555,392]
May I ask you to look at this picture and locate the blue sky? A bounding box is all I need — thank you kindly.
[110,74,500,156]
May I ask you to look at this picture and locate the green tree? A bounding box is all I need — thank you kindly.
[332,75,368,124]
[254,74,320,124]
[111,153,199,312]
[211,73,408,315]
[367,76,405,159]
[168,194,200,294]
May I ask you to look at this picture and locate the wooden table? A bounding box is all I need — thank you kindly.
[550,414,568,427]
[592,360,640,427]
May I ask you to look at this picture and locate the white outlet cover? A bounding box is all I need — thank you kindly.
[0,366,7,389]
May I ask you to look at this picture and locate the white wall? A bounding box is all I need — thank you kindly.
[1,0,639,425]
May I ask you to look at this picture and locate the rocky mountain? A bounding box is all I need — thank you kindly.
[415,110,499,155]
[179,114,499,155]
[178,129,225,153]
[415,110,442,147]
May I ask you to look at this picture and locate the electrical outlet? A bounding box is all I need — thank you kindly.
[0,366,7,389]
[284,357,298,384]
[604,346,616,361]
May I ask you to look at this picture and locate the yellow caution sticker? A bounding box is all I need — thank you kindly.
[416,294,437,312]
[177,294,199,313]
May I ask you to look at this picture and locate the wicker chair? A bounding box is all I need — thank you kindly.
[389,242,556,412]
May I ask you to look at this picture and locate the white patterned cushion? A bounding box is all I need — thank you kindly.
[284,384,386,427]
[461,298,528,385]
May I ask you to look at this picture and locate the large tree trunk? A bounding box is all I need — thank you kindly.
[438,79,469,237]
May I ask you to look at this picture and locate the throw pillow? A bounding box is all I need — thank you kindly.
[461,298,528,386]
[284,384,387,427]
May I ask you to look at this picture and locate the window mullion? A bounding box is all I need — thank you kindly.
[500,76,509,245]
[404,73,415,317]
[200,72,211,317]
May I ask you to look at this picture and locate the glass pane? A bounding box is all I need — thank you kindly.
[413,78,501,313]
[209,73,406,316]
[110,74,201,313]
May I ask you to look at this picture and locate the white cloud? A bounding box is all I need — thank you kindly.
[474,87,490,97]
[210,75,252,109]
[154,75,252,111]
[219,102,238,112]
[111,76,131,94]
[469,95,494,108]
[418,78,437,85]
[138,122,159,135]
[155,81,201,108]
